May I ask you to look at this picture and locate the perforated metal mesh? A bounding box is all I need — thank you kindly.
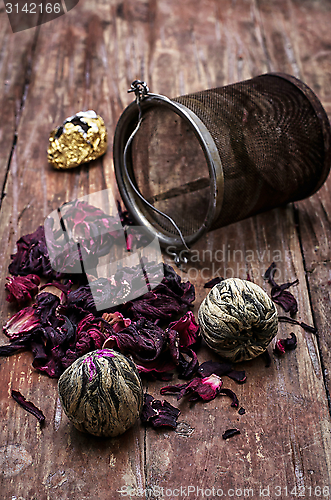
[173,74,330,230]
[115,74,331,246]
[131,106,211,237]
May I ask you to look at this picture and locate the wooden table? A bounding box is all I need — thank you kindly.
[1,1,331,498]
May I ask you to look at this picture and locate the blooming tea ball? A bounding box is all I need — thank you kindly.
[198,278,278,362]
[58,349,143,437]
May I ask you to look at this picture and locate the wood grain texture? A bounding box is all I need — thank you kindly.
[257,0,331,412]
[0,0,331,498]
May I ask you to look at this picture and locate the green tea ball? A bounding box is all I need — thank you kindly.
[58,349,143,437]
[198,278,278,362]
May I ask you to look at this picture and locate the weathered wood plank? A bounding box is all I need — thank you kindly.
[257,0,331,404]
[0,10,37,202]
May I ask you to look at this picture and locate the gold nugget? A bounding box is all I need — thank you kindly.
[48,110,107,170]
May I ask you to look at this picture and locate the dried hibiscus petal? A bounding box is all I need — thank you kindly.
[219,388,239,407]
[274,332,297,356]
[0,339,30,356]
[262,349,272,368]
[11,389,45,425]
[204,277,223,288]
[177,348,199,380]
[168,311,200,349]
[222,428,240,440]
[141,393,180,429]
[271,287,298,316]
[5,274,40,306]
[226,370,247,384]
[3,307,40,340]
[278,316,317,334]
[102,311,131,333]
[35,292,60,325]
[160,374,223,402]
[198,360,233,377]
[198,360,246,383]
[135,357,176,381]
[9,225,61,279]
[264,262,298,316]
[102,317,167,363]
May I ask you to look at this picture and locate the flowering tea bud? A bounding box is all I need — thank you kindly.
[58,349,143,437]
[198,278,278,362]
[48,110,107,170]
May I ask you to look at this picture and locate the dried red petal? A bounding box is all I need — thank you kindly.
[177,348,199,379]
[219,388,239,407]
[140,393,180,429]
[204,277,223,288]
[278,316,317,334]
[198,360,246,383]
[168,311,200,349]
[11,390,45,424]
[0,339,30,356]
[102,311,131,333]
[102,318,167,363]
[160,374,223,402]
[5,274,40,306]
[3,307,40,340]
[273,333,297,356]
[265,263,298,316]
[9,225,61,279]
[222,428,240,440]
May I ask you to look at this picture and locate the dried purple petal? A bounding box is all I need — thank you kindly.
[3,307,40,340]
[278,316,317,334]
[168,311,200,349]
[135,359,175,381]
[46,200,122,274]
[219,388,239,407]
[198,360,233,377]
[204,277,223,288]
[226,370,247,383]
[140,393,180,429]
[102,317,167,363]
[264,263,298,316]
[140,394,156,421]
[0,339,30,356]
[198,360,246,383]
[102,312,131,333]
[222,428,240,440]
[273,333,297,356]
[11,390,45,424]
[271,288,298,316]
[262,349,272,367]
[9,225,61,279]
[177,348,199,379]
[264,262,277,286]
[160,374,223,402]
[35,292,60,325]
[5,274,40,306]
